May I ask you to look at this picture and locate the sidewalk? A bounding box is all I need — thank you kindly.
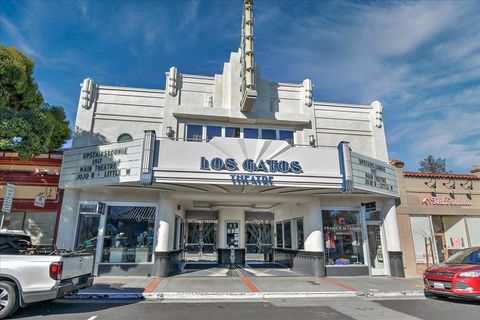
[73,266,425,300]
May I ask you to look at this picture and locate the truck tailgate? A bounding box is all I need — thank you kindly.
[61,254,94,279]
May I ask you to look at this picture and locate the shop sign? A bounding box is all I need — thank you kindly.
[350,152,399,197]
[362,201,376,212]
[324,225,362,233]
[59,140,143,188]
[2,183,16,213]
[200,157,303,186]
[34,195,45,208]
[421,197,472,206]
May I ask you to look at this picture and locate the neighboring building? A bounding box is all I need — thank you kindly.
[392,160,480,277]
[56,1,403,277]
[0,150,64,247]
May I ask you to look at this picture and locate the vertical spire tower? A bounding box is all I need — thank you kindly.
[240,0,257,112]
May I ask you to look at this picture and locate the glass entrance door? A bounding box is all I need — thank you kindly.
[367,224,386,275]
[76,214,101,254]
[185,221,217,261]
[246,223,273,261]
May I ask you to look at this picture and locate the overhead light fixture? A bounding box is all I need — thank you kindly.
[309,135,316,147]
[166,126,175,140]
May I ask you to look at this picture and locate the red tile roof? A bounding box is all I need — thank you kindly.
[403,171,480,180]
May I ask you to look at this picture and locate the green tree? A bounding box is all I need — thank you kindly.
[418,155,447,173]
[0,46,71,159]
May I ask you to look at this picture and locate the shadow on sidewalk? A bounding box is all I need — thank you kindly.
[11,299,140,319]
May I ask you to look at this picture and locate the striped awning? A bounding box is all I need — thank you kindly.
[111,206,155,221]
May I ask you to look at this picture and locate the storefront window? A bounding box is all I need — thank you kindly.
[244,128,258,139]
[173,216,183,250]
[186,124,203,141]
[466,217,480,246]
[206,125,222,141]
[284,221,292,249]
[409,215,434,264]
[102,206,155,263]
[3,212,56,246]
[323,210,364,265]
[365,210,382,221]
[443,216,468,256]
[296,219,304,250]
[276,222,283,247]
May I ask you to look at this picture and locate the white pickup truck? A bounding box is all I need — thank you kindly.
[0,230,94,319]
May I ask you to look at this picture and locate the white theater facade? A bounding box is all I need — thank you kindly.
[56,1,404,278]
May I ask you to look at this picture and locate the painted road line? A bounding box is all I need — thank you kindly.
[235,266,261,293]
[320,277,358,292]
[144,277,162,293]
[87,316,98,320]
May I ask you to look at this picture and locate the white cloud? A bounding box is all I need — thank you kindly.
[0,15,44,61]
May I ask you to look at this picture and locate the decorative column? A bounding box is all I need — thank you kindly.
[153,193,175,277]
[302,198,326,276]
[384,199,405,277]
[55,189,80,250]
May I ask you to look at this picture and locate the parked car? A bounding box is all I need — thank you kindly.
[0,230,94,319]
[423,246,480,300]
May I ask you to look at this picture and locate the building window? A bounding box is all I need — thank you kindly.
[261,129,276,140]
[206,125,222,142]
[244,128,259,139]
[284,221,292,248]
[410,215,434,264]
[466,217,480,246]
[279,130,294,145]
[323,210,364,265]
[3,211,57,246]
[117,133,133,143]
[186,124,203,142]
[225,127,240,138]
[276,222,283,247]
[173,216,183,250]
[102,206,155,263]
[296,219,304,250]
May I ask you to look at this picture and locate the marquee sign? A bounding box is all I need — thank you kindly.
[200,157,303,186]
[350,152,399,197]
[59,139,144,188]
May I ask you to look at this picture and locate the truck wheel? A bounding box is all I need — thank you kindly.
[0,282,19,319]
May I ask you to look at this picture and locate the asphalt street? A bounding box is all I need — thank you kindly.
[9,297,480,320]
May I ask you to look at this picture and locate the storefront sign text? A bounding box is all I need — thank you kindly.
[200,157,302,186]
[357,159,394,191]
[200,157,302,174]
[350,152,399,197]
[2,183,15,213]
[421,197,472,206]
[59,140,143,188]
[230,175,273,186]
[75,147,128,180]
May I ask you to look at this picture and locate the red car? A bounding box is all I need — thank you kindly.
[424,247,480,300]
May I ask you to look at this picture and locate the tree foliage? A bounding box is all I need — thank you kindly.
[0,46,71,159]
[418,155,447,173]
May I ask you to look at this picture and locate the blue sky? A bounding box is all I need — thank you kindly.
[1,0,479,173]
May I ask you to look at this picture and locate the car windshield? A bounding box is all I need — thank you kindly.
[445,248,480,264]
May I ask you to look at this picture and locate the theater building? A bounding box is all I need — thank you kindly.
[392,161,480,277]
[56,1,403,277]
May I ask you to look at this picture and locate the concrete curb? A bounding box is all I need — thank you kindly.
[66,290,425,301]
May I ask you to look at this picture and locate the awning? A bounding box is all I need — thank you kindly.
[111,206,156,221]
